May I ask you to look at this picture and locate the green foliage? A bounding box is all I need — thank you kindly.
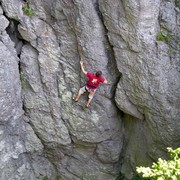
[43,176,48,180]
[116,172,125,180]
[20,71,26,89]
[136,147,180,180]
[56,176,61,180]
[22,3,34,17]
[116,169,149,179]
[132,174,147,180]
[168,48,172,55]
[157,31,170,44]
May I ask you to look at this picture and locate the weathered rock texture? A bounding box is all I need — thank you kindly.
[0,0,179,179]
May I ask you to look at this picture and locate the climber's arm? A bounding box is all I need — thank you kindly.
[80,61,87,75]
[103,78,108,84]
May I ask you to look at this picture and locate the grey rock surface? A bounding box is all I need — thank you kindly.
[0,6,3,14]
[0,20,56,180]
[1,0,23,21]
[0,15,9,31]
[100,0,180,178]
[0,0,179,179]
[0,39,22,124]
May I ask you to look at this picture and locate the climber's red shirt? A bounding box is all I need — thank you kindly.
[86,72,105,89]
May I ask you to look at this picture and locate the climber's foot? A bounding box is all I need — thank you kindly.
[73,97,78,102]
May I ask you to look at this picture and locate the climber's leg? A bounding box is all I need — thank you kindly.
[86,91,95,108]
[73,86,86,102]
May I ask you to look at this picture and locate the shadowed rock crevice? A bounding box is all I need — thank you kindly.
[93,1,124,126]
[95,0,122,92]
[6,19,24,57]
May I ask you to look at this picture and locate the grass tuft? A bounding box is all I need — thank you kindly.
[157,31,170,44]
[23,3,34,17]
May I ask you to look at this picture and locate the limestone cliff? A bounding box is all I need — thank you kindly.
[0,0,179,179]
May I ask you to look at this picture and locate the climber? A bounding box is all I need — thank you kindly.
[73,60,108,108]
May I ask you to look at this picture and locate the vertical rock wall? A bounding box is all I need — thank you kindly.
[100,0,180,178]
[0,0,123,179]
[0,0,179,179]
[0,1,56,179]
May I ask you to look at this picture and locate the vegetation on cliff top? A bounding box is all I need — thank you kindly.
[136,147,180,180]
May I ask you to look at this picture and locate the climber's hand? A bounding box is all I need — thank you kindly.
[80,61,83,65]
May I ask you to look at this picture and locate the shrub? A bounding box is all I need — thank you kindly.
[43,176,48,180]
[132,174,146,180]
[56,176,61,180]
[136,147,180,180]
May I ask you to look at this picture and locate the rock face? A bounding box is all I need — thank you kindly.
[0,0,179,179]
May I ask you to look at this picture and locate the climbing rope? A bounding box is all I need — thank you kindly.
[63,0,85,63]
